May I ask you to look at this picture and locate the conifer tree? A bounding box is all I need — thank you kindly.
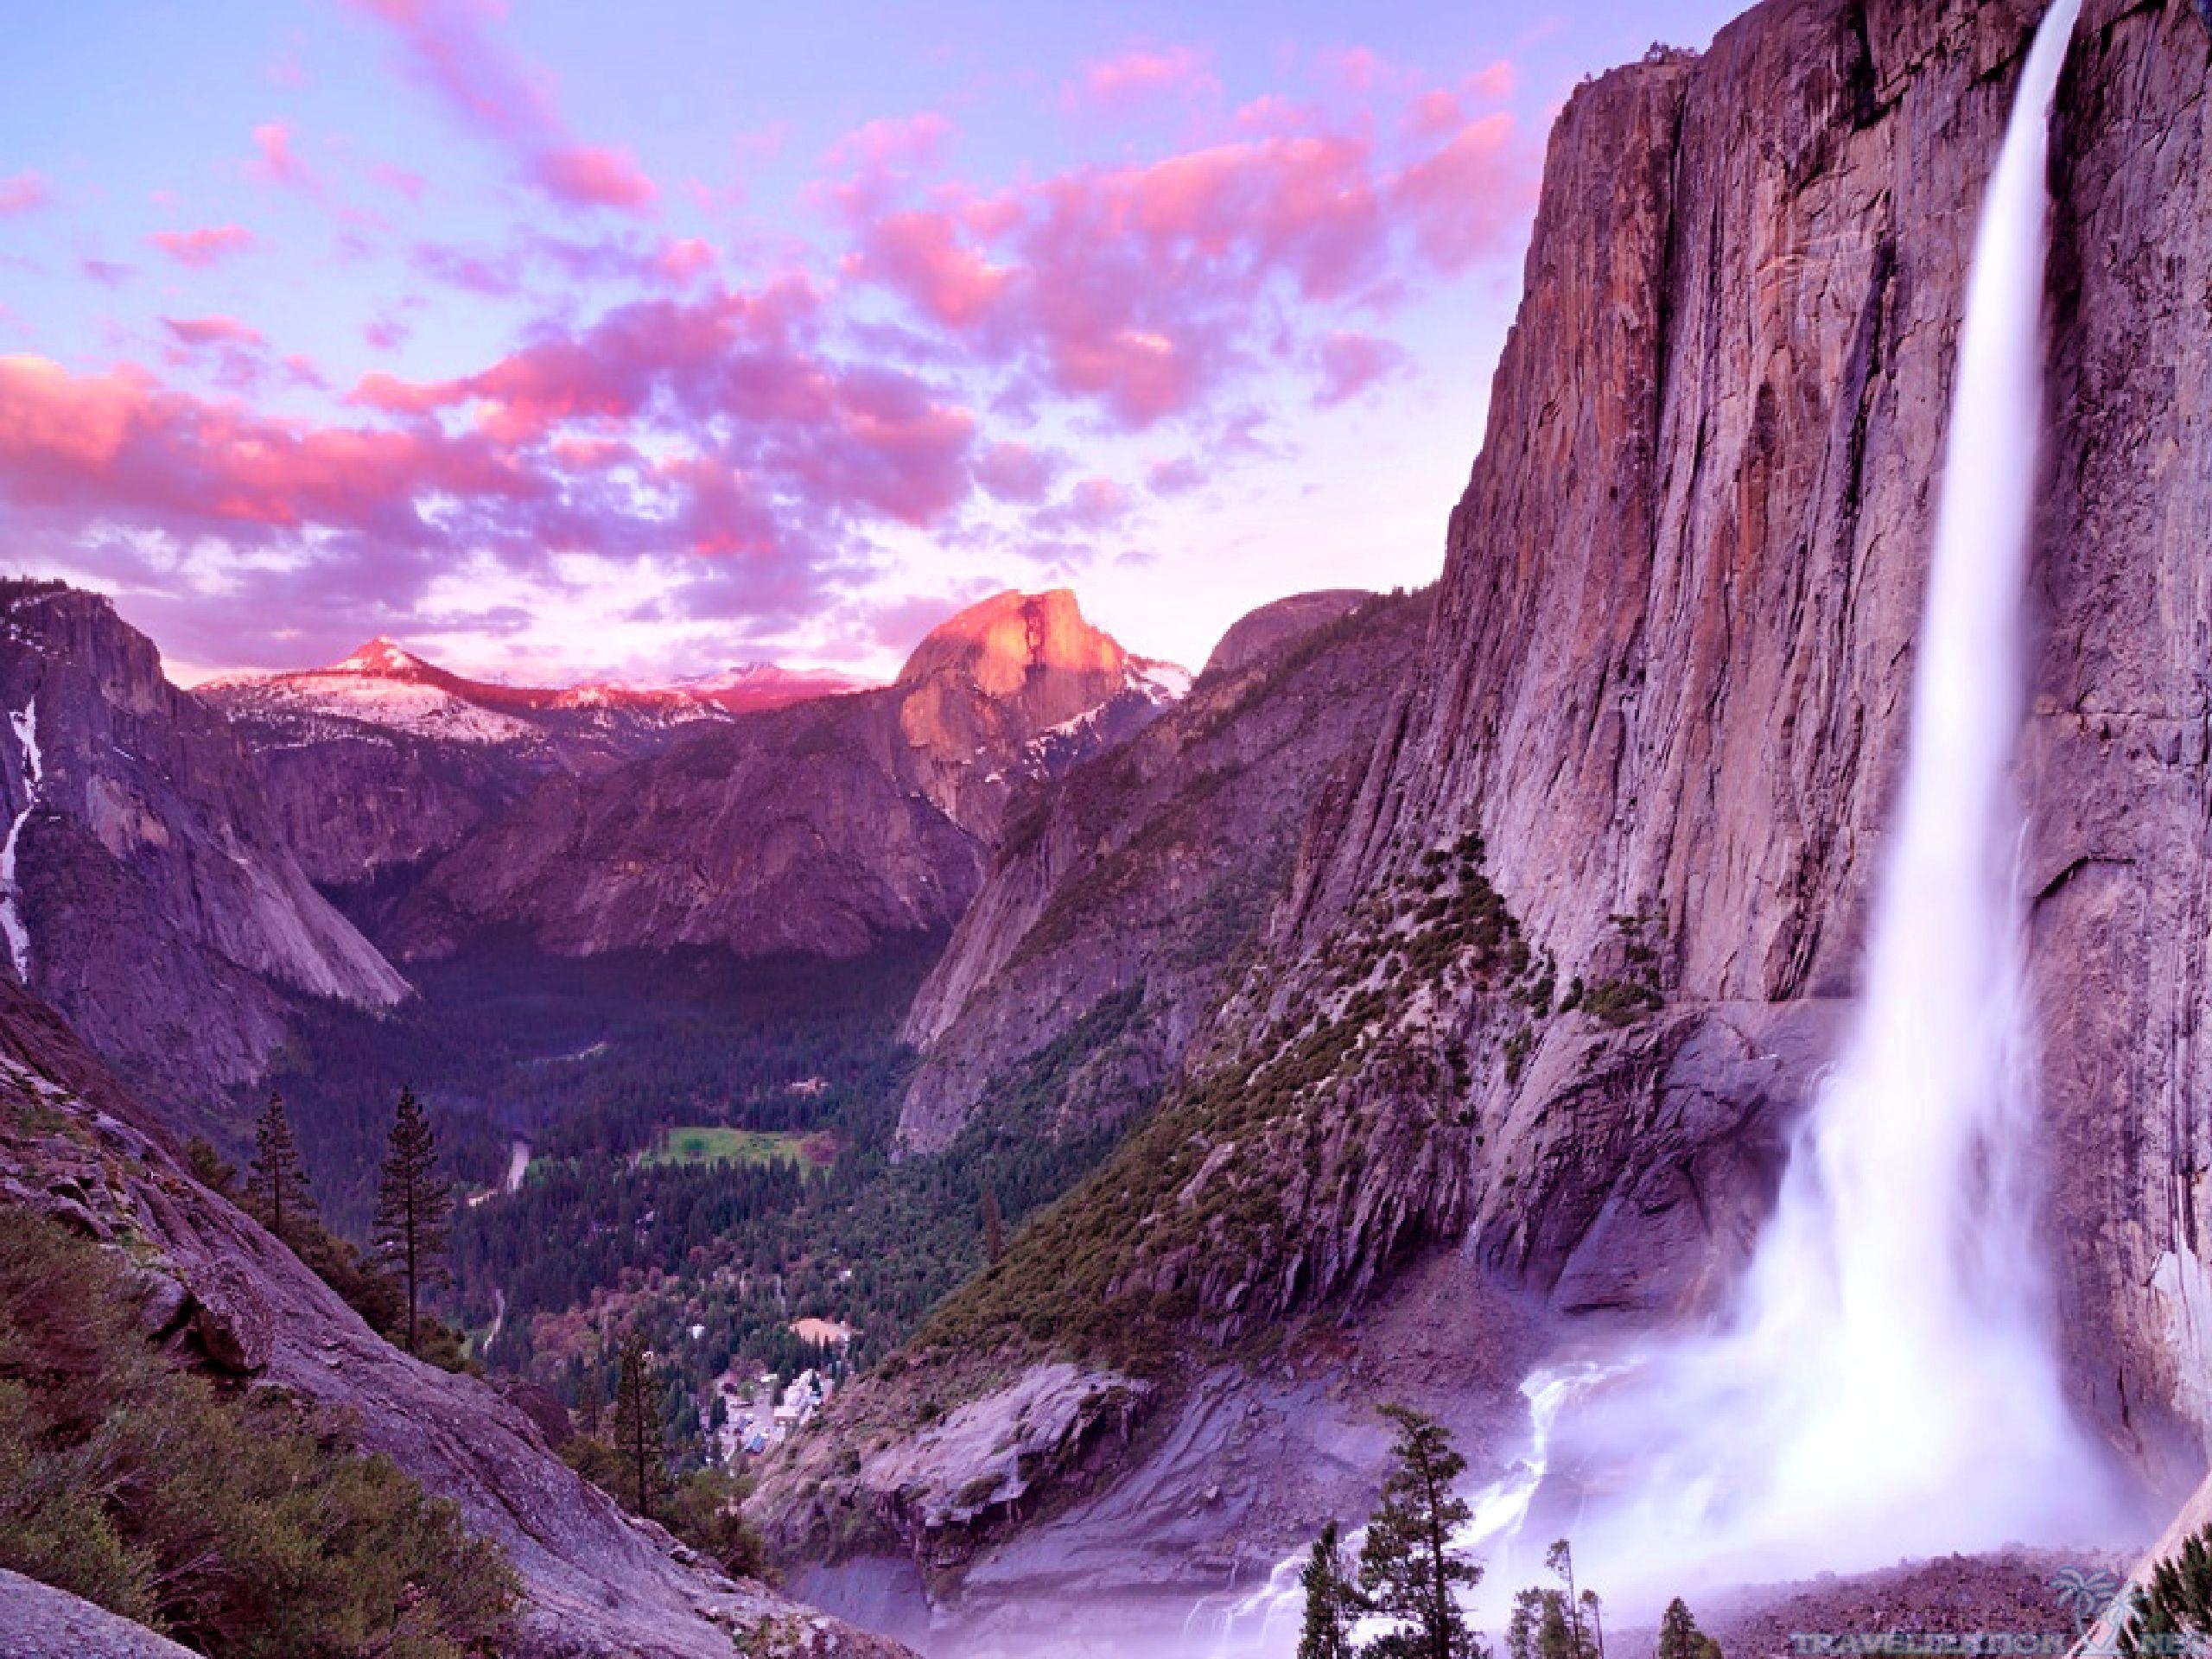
[1547,1541,1594,1659]
[1357,1406,1484,1659]
[248,1089,312,1243]
[1656,1598,1722,1659]
[981,1185,1005,1264]
[372,1086,451,1356]
[611,1330,668,1519]
[1297,1518,1362,1659]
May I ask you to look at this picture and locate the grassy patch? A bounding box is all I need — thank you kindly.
[641,1127,833,1171]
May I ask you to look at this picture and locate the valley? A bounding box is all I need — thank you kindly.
[3,0,2212,1655]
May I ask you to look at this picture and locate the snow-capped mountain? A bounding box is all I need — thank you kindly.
[200,638,863,887]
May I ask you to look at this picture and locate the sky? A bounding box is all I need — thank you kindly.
[0,0,1745,686]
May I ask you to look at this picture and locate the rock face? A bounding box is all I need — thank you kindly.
[0,976,915,1659]
[396,590,1185,963]
[768,0,2212,1619]
[1198,589,1370,680]
[0,1569,198,1659]
[0,582,408,1107]
[203,638,860,889]
[895,589,1422,1154]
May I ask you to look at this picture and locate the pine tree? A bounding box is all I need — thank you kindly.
[1506,1587,1586,1659]
[1356,1406,1484,1659]
[1547,1541,1595,1659]
[1656,1599,1721,1659]
[981,1185,1005,1264]
[248,1090,312,1243]
[611,1331,668,1519]
[1297,1519,1361,1659]
[372,1086,451,1356]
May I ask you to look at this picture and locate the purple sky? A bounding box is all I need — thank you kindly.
[0,0,1745,684]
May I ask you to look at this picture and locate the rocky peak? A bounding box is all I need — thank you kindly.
[323,637,436,680]
[898,589,1128,706]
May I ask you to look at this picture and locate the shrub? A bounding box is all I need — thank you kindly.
[0,1209,517,1656]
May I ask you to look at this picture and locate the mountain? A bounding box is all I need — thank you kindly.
[895,588,1420,1154]
[392,589,1186,963]
[201,638,861,890]
[0,972,914,1659]
[752,0,2212,1637]
[0,581,407,1109]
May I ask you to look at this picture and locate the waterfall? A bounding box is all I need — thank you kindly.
[1503,0,2120,1604]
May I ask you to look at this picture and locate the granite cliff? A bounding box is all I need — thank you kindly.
[0,582,407,1110]
[757,0,2212,1632]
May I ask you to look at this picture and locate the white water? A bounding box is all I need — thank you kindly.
[1196,7,2115,1648]
[0,699,42,982]
[1506,0,2118,1606]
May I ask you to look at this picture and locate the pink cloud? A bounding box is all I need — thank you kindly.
[162,316,265,348]
[974,440,1055,504]
[1314,329,1406,404]
[1465,60,1518,102]
[346,0,659,214]
[0,173,50,216]
[81,257,134,287]
[842,210,1014,328]
[532,146,658,213]
[826,113,952,175]
[365,315,411,352]
[654,238,715,283]
[248,122,320,194]
[1389,112,1522,270]
[1068,46,1218,111]
[1147,456,1204,496]
[149,225,257,268]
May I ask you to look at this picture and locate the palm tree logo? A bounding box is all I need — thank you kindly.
[2050,1567,2126,1649]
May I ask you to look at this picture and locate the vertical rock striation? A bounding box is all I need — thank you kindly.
[0,582,408,1109]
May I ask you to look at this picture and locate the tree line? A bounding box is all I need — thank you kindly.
[1297,1407,1723,1659]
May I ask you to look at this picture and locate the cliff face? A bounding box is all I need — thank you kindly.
[0,977,912,1659]
[764,0,2212,1605]
[895,589,1421,1154]
[397,590,1184,963]
[0,583,408,1106]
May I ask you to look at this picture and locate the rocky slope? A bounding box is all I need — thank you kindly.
[895,588,1421,1154]
[0,582,407,1109]
[395,590,1185,962]
[757,0,2212,1629]
[0,973,913,1659]
[203,638,859,889]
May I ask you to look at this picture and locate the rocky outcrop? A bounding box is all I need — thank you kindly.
[0,975,914,1659]
[0,582,407,1108]
[1198,589,1369,680]
[771,0,2212,1617]
[0,1569,198,1659]
[203,638,861,889]
[895,589,1423,1153]
[396,591,1184,963]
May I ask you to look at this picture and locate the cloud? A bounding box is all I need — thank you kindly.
[1067,46,1218,111]
[81,257,135,287]
[831,92,1531,429]
[0,173,50,216]
[345,0,658,214]
[974,440,1056,504]
[1314,329,1407,404]
[162,316,266,348]
[531,145,658,211]
[248,122,321,194]
[149,225,257,268]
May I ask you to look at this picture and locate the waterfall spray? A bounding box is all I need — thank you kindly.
[1498,0,2117,1604]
